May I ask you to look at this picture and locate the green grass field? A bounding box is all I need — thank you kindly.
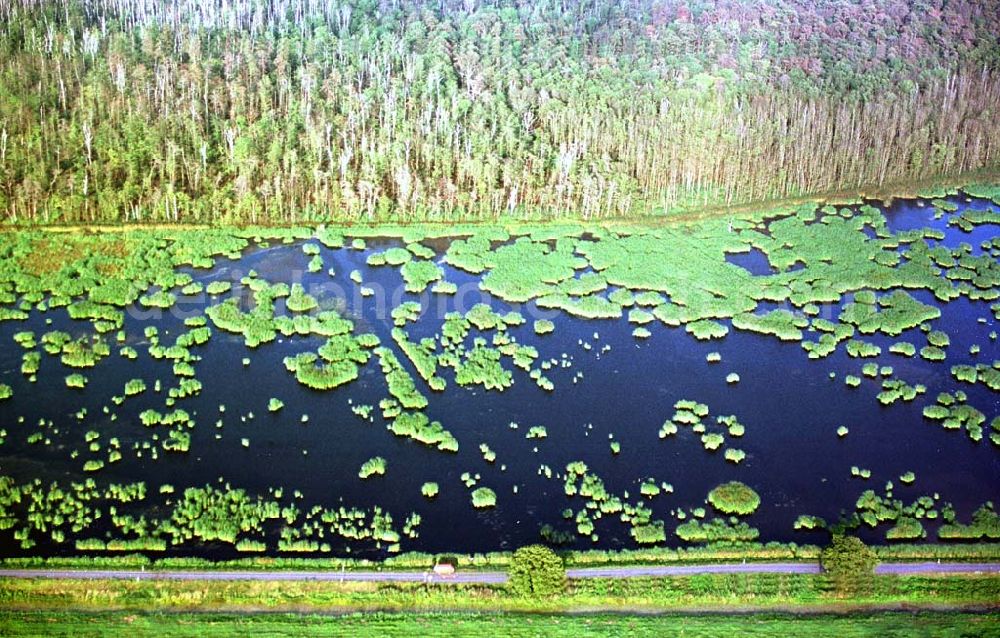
[1,611,998,638]
[2,574,998,614]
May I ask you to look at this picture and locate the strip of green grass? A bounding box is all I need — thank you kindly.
[1,610,999,638]
[2,574,998,614]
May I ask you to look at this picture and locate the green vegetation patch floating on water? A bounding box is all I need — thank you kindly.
[890,342,917,357]
[376,347,429,409]
[400,260,444,293]
[877,378,926,405]
[367,247,411,267]
[283,331,377,392]
[732,310,806,341]
[707,481,761,515]
[450,339,514,392]
[533,320,555,335]
[421,483,439,498]
[685,319,729,341]
[839,290,941,336]
[358,457,387,479]
[64,373,87,389]
[951,362,1000,391]
[205,281,232,296]
[526,426,548,439]
[675,517,760,543]
[0,475,414,552]
[922,391,987,442]
[724,448,746,463]
[388,412,458,453]
[471,487,497,509]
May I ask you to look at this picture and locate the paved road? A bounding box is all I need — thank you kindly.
[1,562,997,584]
[875,562,1000,574]
[567,563,821,578]
[0,568,507,584]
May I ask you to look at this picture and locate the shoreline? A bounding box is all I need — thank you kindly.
[0,170,996,234]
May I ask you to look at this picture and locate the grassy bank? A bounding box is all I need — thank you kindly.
[2,610,999,638]
[3,544,999,573]
[2,574,998,614]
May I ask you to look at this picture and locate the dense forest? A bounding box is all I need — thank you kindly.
[0,0,998,224]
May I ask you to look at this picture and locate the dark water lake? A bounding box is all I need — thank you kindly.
[0,195,998,559]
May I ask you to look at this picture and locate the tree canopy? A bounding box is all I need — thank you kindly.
[1,0,997,224]
[508,544,567,597]
[820,535,879,594]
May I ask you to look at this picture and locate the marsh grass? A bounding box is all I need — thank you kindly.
[839,290,940,336]
[375,348,428,409]
[922,392,987,441]
[526,426,547,439]
[401,260,444,293]
[421,483,439,498]
[64,373,87,388]
[676,517,760,543]
[707,481,761,515]
[389,412,458,452]
[471,487,497,509]
[877,379,926,405]
[724,448,746,463]
[732,310,806,341]
[358,457,387,479]
[533,319,554,335]
[686,319,729,340]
